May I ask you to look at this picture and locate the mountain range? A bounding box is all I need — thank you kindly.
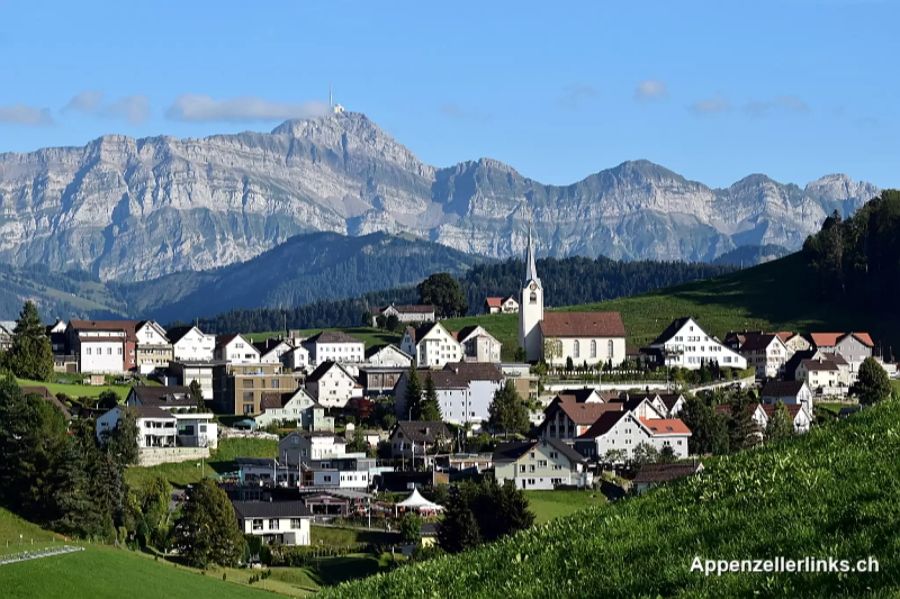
[0,111,880,283]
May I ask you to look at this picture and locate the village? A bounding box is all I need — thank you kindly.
[1,230,896,563]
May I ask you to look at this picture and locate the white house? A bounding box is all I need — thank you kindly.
[67,319,136,374]
[280,431,349,462]
[215,334,260,364]
[96,405,218,451]
[254,339,292,364]
[725,332,789,378]
[389,421,452,461]
[757,403,813,434]
[302,331,365,367]
[810,332,875,375]
[279,431,373,489]
[400,322,463,368]
[255,388,334,431]
[760,380,814,414]
[134,320,173,375]
[365,344,414,368]
[393,362,505,426]
[305,361,363,408]
[795,355,851,397]
[281,342,311,372]
[455,325,502,364]
[645,317,747,371]
[232,501,312,546]
[484,296,519,315]
[169,326,216,362]
[372,304,436,326]
[493,439,593,490]
[574,411,691,462]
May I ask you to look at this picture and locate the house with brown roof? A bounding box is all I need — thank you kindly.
[759,403,813,434]
[574,411,691,463]
[724,331,789,378]
[393,362,505,426]
[484,296,519,315]
[493,438,592,490]
[760,380,813,414]
[302,331,365,367]
[538,396,624,443]
[795,354,851,397]
[305,361,363,409]
[135,320,173,375]
[539,311,627,368]
[389,421,452,461]
[810,331,874,374]
[775,331,811,353]
[254,387,333,431]
[643,317,747,371]
[400,322,463,368]
[454,325,502,364]
[372,304,436,326]
[66,319,138,374]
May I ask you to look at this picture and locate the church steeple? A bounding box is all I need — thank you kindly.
[524,226,541,286]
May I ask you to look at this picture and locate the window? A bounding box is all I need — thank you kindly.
[574,340,580,358]
[590,340,597,358]
[290,518,303,529]
[86,347,91,355]
[530,291,537,304]
[107,347,113,355]
[269,519,278,530]
[252,519,263,531]
[117,347,122,355]
[608,340,614,359]
[519,465,526,473]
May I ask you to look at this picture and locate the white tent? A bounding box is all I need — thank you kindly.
[395,488,444,516]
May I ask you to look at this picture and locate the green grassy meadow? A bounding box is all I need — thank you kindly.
[15,377,132,400]
[125,437,277,492]
[522,490,607,524]
[324,400,900,597]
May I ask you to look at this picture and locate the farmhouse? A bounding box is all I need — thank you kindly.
[305,360,363,408]
[67,319,137,374]
[725,331,789,378]
[302,331,365,366]
[400,322,463,368]
[365,344,413,368]
[643,317,747,371]
[539,395,624,443]
[484,296,519,315]
[493,438,593,490]
[574,411,691,462]
[810,332,874,374]
[372,304,436,326]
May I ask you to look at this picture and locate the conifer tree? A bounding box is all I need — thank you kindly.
[7,301,53,381]
[404,366,423,420]
[421,374,442,421]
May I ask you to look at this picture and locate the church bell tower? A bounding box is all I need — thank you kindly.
[518,227,544,362]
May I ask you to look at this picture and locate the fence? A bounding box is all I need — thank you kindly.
[0,545,84,566]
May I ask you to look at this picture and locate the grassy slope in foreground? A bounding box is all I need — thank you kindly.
[324,400,900,598]
[444,252,900,356]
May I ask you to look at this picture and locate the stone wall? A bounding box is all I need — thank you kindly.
[138,447,210,467]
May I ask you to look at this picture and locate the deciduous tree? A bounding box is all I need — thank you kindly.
[172,479,245,568]
[488,380,529,437]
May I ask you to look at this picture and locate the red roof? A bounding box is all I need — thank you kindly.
[639,417,691,436]
[554,399,623,425]
[540,311,626,338]
[485,297,503,308]
[760,404,805,421]
[810,332,873,349]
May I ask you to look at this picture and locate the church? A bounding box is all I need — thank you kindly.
[518,230,627,367]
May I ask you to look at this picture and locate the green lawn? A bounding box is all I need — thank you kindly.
[523,490,607,524]
[0,544,271,599]
[125,437,278,492]
[0,507,65,555]
[15,377,132,400]
[311,525,400,548]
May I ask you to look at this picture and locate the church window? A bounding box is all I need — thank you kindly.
[608,340,614,359]
[529,291,537,304]
[574,340,580,358]
[590,340,597,358]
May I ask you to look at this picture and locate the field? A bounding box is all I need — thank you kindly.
[0,507,64,555]
[444,253,900,356]
[522,490,607,524]
[311,525,401,548]
[15,377,132,400]
[323,401,900,597]
[125,437,277,492]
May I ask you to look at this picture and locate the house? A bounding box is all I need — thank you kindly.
[484,296,519,315]
[253,339,293,364]
[46,319,68,355]
[810,332,875,374]
[725,331,789,378]
[775,331,811,353]
[232,500,312,546]
[126,385,194,410]
[389,421,451,461]
[393,362,505,426]
[400,322,463,368]
[0,320,16,352]
[454,325,502,363]
[302,331,365,367]
[167,360,222,400]
[280,341,312,372]
[643,317,747,371]
[539,395,624,443]
[632,461,704,495]
[357,366,407,396]
[365,344,413,368]
[372,304,436,326]
[760,380,814,414]
[795,355,850,397]
[213,362,300,415]
[516,229,627,365]
[134,320,173,374]
[501,362,539,403]
[650,392,687,418]
[215,334,260,364]
[97,405,218,452]
[255,388,334,431]
[759,403,813,434]
[493,438,593,490]
[67,319,137,374]
[574,411,691,462]
[305,361,363,408]
[20,385,71,420]
[169,326,216,362]
[278,431,374,489]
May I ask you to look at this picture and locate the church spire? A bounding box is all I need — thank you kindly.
[524,225,540,285]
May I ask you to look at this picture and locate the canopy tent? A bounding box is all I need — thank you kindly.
[395,488,444,516]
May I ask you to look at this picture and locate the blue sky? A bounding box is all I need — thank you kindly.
[0,0,897,188]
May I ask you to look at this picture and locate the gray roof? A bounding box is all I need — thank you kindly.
[231,500,311,519]
[130,385,193,407]
[493,438,585,465]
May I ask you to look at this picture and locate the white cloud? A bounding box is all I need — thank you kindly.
[558,84,598,110]
[63,90,104,113]
[166,95,329,122]
[689,95,731,115]
[0,104,54,126]
[63,91,151,124]
[634,79,668,101]
[102,95,151,124]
